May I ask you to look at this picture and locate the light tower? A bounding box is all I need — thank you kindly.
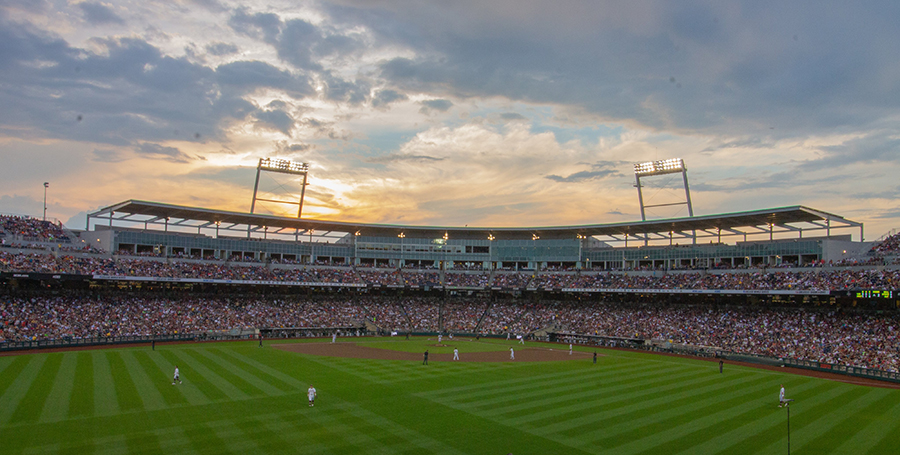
[249,158,310,218]
[633,158,693,221]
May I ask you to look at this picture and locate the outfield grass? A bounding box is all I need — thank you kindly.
[1,338,899,454]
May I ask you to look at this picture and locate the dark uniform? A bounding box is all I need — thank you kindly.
[423,350,429,365]
[593,352,597,364]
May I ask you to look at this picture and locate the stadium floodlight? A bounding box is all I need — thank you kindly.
[250,157,311,218]
[633,157,693,221]
[633,158,685,177]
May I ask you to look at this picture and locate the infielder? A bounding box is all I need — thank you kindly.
[519,335,525,345]
[510,347,515,360]
[453,348,459,360]
[438,334,442,344]
[172,366,182,385]
[332,333,337,343]
[308,385,317,407]
[569,343,573,355]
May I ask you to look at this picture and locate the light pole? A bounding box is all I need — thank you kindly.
[43,182,49,221]
[398,232,405,268]
[488,234,495,270]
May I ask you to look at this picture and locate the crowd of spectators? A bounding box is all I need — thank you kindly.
[0,215,70,242]
[2,292,899,373]
[4,251,900,291]
[872,233,900,255]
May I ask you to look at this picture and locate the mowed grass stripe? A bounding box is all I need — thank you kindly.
[194,348,285,396]
[751,383,886,455]
[586,378,812,455]
[119,350,168,411]
[93,434,129,455]
[7,353,63,425]
[595,376,792,455]
[206,420,264,453]
[426,358,649,399]
[39,352,78,423]
[426,360,657,405]
[106,351,144,412]
[165,349,249,401]
[153,427,201,455]
[308,405,422,454]
[669,379,832,455]
[181,348,271,397]
[125,429,166,455]
[0,356,35,400]
[150,350,215,405]
[92,351,120,416]
[795,386,897,454]
[68,352,94,417]
[866,404,900,455]
[132,350,190,407]
[830,391,900,454]
[534,370,770,438]
[476,365,707,420]
[0,355,47,426]
[213,347,305,389]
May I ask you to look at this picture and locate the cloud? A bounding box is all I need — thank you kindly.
[418,99,453,114]
[500,112,527,121]
[252,108,295,136]
[371,89,407,109]
[205,42,239,56]
[77,2,125,25]
[545,161,624,183]
[134,143,194,163]
[369,153,444,163]
[92,148,127,163]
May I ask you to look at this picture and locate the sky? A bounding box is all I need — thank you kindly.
[1,0,899,240]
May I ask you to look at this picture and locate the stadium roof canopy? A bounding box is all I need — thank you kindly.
[87,200,863,244]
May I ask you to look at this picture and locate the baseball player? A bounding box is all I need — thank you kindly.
[510,347,515,360]
[569,343,573,355]
[308,385,317,407]
[172,366,182,385]
[453,348,459,360]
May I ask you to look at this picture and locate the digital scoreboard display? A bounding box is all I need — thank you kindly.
[855,290,894,299]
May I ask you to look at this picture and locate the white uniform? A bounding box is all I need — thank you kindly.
[519,335,525,344]
[510,348,515,360]
[453,348,459,360]
[438,334,442,343]
[308,386,317,406]
[779,386,785,407]
[173,367,181,385]
[332,333,337,343]
[569,344,573,355]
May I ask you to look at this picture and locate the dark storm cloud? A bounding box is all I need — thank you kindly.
[77,2,125,25]
[134,143,194,163]
[371,89,407,109]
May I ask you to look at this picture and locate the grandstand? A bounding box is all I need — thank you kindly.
[2,202,900,380]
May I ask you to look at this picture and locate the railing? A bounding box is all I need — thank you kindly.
[0,332,257,353]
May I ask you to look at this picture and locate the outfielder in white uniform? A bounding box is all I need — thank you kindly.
[453,348,459,360]
[569,343,573,355]
[510,347,515,360]
[172,366,181,385]
[308,385,317,407]
[778,384,787,407]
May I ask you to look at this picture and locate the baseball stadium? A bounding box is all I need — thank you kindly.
[2,158,900,454]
